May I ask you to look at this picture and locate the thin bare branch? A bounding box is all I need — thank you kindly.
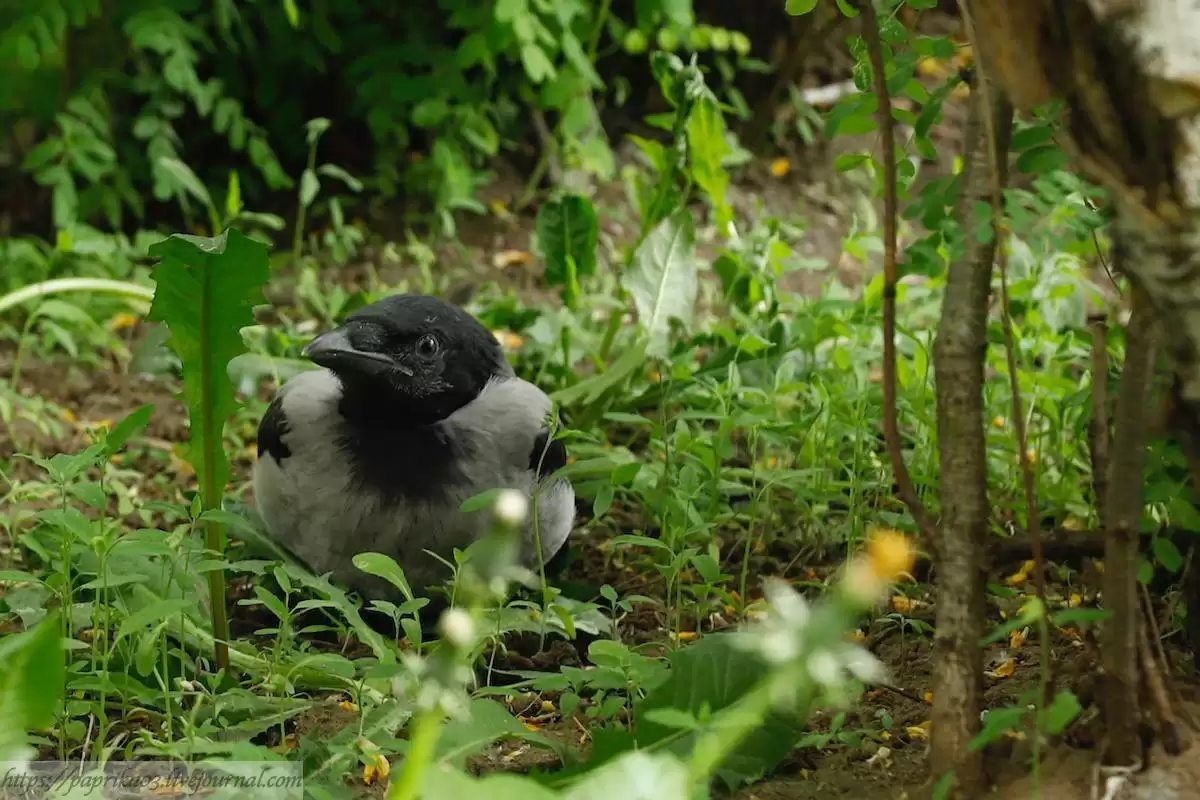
[1089,315,1111,529]
[858,0,937,546]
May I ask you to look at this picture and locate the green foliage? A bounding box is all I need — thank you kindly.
[148,229,271,663]
[0,612,63,761]
[537,193,600,308]
[1,0,755,231]
[148,231,269,497]
[626,209,698,358]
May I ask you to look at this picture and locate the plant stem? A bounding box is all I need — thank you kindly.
[0,278,153,317]
[388,708,443,800]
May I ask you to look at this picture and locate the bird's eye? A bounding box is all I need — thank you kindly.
[415,334,439,358]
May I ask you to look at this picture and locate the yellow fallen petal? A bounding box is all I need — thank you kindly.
[493,249,533,269]
[867,528,916,582]
[109,312,140,331]
[1009,627,1027,648]
[987,657,1017,679]
[769,157,791,178]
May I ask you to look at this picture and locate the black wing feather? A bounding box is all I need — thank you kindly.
[257,396,292,461]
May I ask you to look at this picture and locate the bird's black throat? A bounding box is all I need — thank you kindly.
[334,380,478,506]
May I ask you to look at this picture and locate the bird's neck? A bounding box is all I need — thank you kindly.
[336,384,450,430]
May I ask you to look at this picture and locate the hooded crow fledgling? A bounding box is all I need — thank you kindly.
[251,293,575,609]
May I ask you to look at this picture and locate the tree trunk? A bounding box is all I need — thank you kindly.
[1102,286,1158,767]
[966,0,1200,433]
[930,80,1012,796]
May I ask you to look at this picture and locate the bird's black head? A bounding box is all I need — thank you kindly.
[303,293,508,425]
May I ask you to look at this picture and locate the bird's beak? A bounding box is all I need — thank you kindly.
[303,328,413,377]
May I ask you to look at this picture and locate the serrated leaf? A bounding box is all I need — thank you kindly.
[0,612,63,761]
[624,209,697,358]
[686,97,731,228]
[147,230,269,498]
[536,194,599,292]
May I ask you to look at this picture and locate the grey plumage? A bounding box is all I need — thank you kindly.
[251,294,575,603]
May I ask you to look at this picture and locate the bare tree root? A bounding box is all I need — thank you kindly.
[1138,584,1187,754]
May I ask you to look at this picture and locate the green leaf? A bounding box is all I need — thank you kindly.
[105,404,155,455]
[147,230,270,500]
[634,632,804,788]
[564,751,691,799]
[536,194,599,295]
[624,209,697,359]
[969,707,1026,752]
[1153,536,1184,573]
[299,169,320,208]
[785,0,819,14]
[551,339,648,407]
[424,768,558,800]
[1042,690,1082,736]
[438,698,559,768]
[148,230,268,659]
[115,598,192,644]
[521,44,556,83]
[158,157,215,212]
[686,98,731,228]
[0,612,64,761]
[1015,144,1068,175]
[834,153,870,172]
[352,553,415,603]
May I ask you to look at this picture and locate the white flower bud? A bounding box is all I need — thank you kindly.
[439,608,476,648]
[493,489,529,527]
[842,646,887,685]
[807,649,842,687]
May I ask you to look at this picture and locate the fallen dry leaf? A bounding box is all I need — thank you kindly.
[1006,560,1035,586]
[493,249,533,269]
[362,752,390,785]
[109,312,140,331]
[1009,627,1028,649]
[987,656,1017,679]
